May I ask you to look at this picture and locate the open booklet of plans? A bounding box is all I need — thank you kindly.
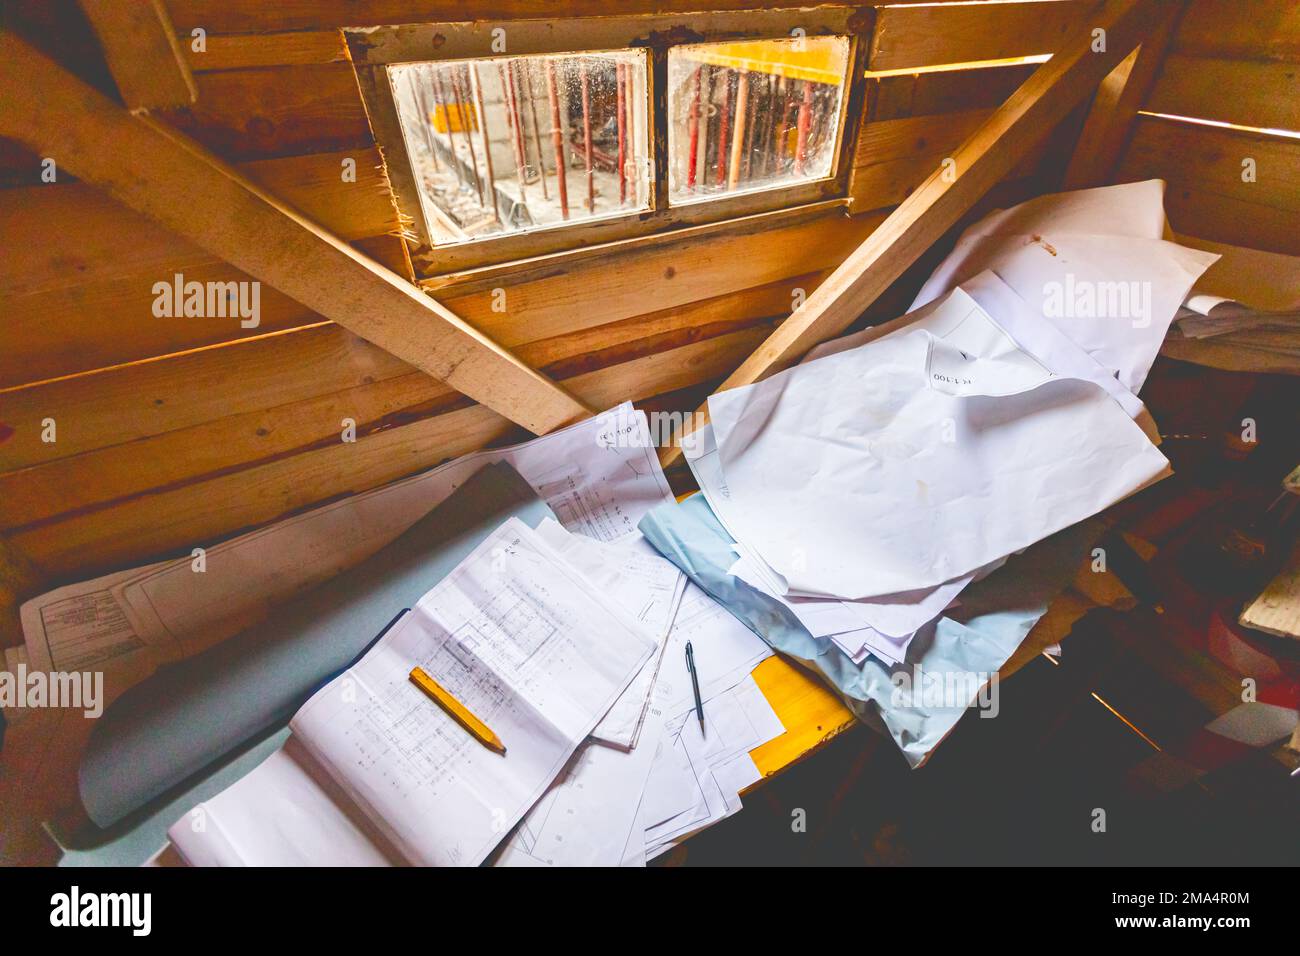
[167,517,656,867]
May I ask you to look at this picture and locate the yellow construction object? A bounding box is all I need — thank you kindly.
[681,36,849,85]
[430,102,478,134]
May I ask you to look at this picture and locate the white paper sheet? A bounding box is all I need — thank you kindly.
[288,518,655,866]
[830,626,914,667]
[1176,300,1300,339]
[638,675,784,858]
[812,273,1155,434]
[911,180,1218,392]
[688,422,970,642]
[959,179,1172,241]
[623,587,780,859]
[496,672,674,867]
[708,312,1170,600]
[533,519,686,749]
[19,561,171,679]
[168,737,400,867]
[655,584,772,714]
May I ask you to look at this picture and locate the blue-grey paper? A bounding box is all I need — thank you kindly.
[639,493,1100,766]
[81,461,555,828]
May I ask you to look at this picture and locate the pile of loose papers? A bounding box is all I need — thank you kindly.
[34,405,783,865]
[160,514,780,867]
[1164,238,1300,374]
[685,180,1217,672]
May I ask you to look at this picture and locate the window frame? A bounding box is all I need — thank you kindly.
[346,8,873,276]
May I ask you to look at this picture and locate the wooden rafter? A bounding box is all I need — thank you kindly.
[661,0,1165,467]
[0,29,593,437]
[1063,0,1187,189]
[78,0,197,111]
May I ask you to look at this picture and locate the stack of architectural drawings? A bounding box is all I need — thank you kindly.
[684,180,1219,669]
[21,403,782,866]
[154,505,781,867]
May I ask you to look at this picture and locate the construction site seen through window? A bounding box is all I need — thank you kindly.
[391,51,650,246]
[390,35,849,248]
[667,36,850,204]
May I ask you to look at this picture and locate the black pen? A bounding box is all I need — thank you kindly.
[685,641,704,735]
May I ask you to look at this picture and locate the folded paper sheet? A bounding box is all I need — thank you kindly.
[166,736,401,867]
[497,580,770,867]
[636,674,784,860]
[289,518,654,867]
[811,271,1154,434]
[910,180,1218,393]
[706,300,1169,601]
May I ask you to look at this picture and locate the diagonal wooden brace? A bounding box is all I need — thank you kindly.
[0,29,593,436]
[660,0,1165,468]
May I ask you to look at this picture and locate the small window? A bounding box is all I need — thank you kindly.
[667,36,851,205]
[390,52,651,246]
[347,10,868,274]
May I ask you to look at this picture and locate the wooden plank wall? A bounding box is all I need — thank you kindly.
[0,1,1084,637]
[1115,0,1300,255]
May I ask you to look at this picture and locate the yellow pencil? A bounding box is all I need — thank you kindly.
[408,666,507,755]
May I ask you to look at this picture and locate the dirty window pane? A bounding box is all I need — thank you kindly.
[390,52,650,246]
[667,36,850,205]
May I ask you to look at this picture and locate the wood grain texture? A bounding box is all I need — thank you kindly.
[1121,116,1300,211]
[869,0,1100,70]
[4,147,400,296]
[156,64,373,161]
[1146,55,1300,131]
[1118,115,1300,254]
[853,109,995,169]
[867,63,1039,122]
[78,0,197,110]
[849,110,1050,211]
[0,282,805,531]
[441,213,878,346]
[0,200,862,391]
[849,63,1044,216]
[1062,0,1185,188]
[1,148,406,385]
[0,536,42,648]
[0,206,870,559]
[162,1,864,33]
[0,31,591,435]
[1170,0,1300,62]
[185,30,350,72]
[8,326,773,579]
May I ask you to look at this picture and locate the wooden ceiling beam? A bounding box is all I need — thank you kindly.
[0,29,593,436]
[1063,0,1187,189]
[661,0,1165,468]
[78,0,197,111]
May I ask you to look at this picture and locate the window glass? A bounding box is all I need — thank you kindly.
[666,36,850,205]
[390,51,650,245]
